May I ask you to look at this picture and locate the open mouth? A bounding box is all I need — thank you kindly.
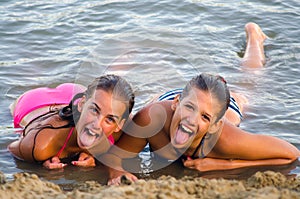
[173,124,195,146]
[79,128,101,148]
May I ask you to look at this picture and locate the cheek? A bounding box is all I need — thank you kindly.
[198,119,211,134]
[174,106,187,120]
[78,111,89,122]
[102,123,118,136]
[77,110,94,127]
[170,110,182,128]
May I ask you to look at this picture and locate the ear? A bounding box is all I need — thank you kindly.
[114,118,126,133]
[208,118,224,135]
[171,94,180,110]
[77,95,86,113]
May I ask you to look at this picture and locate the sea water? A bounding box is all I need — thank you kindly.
[0,0,299,186]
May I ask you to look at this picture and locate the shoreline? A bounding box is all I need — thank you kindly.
[1,170,300,199]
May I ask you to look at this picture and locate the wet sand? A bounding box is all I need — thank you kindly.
[1,170,300,199]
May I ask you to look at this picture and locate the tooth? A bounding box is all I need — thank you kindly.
[88,130,96,136]
[181,125,192,134]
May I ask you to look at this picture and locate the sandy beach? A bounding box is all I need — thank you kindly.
[1,170,299,199]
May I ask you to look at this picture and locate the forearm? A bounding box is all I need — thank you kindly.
[223,158,295,170]
[216,123,300,161]
[184,157,297,172]
[100,152,132,183]
[100,152,125,171]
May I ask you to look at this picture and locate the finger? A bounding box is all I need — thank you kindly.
[72,159,96,167]
[72,160,87,167]
[108,180,114,186]
[183,159,194,167]
[78,152,89,161]
[44,162,67,169]
[51,156,61,163]
[183,160,195,169]
[108,177,121,186]
[48,163,67,169]
[128,175,138,182]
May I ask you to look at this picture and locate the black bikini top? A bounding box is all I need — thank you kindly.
[190,134,206,158]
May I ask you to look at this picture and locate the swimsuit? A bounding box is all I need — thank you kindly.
[13,83,86,128]
[13,83,115,156]
[55,127,74,158]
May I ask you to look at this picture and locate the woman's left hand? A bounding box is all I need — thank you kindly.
[71,152,96,167]
[183,157,232,172]
[43,156,67,169]
[183,157,215,171]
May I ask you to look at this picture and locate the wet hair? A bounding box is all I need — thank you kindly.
[60,74,135,125]
[180,73,230,123]
[85,74,135,119]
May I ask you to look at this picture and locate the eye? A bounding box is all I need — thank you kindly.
[89,106,99,115]
[106,116,116,124]
[202,114,211,122]
[184,104,194,111]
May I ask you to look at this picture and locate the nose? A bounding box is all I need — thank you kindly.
[92,115,105,130]
[186,112,198,126]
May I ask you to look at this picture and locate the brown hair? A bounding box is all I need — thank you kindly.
[61,74,135,125]
[180,73,230,123]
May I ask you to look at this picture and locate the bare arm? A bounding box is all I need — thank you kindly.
[7,130,50,162]
[213,121,299,160]
[183,157,295,172]
[102,103,169,185]
[101,127,148,185]
[184,121,299,171]
[8,127,68,169]
[101,114,149,185]
[8,139,28,161]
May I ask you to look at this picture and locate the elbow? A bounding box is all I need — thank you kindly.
[279,140,300,162]
[7,141,24,161]
[33,151,51,162]
[285,148,300,162]
[289,152,299,162]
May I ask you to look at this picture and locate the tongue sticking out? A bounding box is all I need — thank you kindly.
[174,128,190,145]
[79,130,97,148]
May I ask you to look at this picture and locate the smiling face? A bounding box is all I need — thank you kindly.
[169,87,221,149]
[76,89,126,149]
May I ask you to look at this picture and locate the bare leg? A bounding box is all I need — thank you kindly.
[225,23,268,125]
[147,24,266,126]
[224,92,248,127]
[241,22,268,68]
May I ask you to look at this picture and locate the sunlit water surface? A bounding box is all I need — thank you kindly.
[0,0,299,187]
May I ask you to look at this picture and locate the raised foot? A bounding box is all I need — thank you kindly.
[245,22,268,43]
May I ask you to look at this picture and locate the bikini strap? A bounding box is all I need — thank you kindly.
[55,127,75,158]
[191,134,206,158]
[23,110,58,136]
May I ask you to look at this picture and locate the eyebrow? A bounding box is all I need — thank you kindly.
[187,100,212,119]
[92,102,121,120]
[204,112,212,120]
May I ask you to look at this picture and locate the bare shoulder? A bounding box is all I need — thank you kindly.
[210,120,249,156]
[124,101,172,138]
[133,101,172,124]
[18,114,69,162]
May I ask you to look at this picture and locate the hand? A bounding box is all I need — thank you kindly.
[71,152,96,167]
[107,168,138,185]
[43,156,67,169]
[183,157,216,172]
